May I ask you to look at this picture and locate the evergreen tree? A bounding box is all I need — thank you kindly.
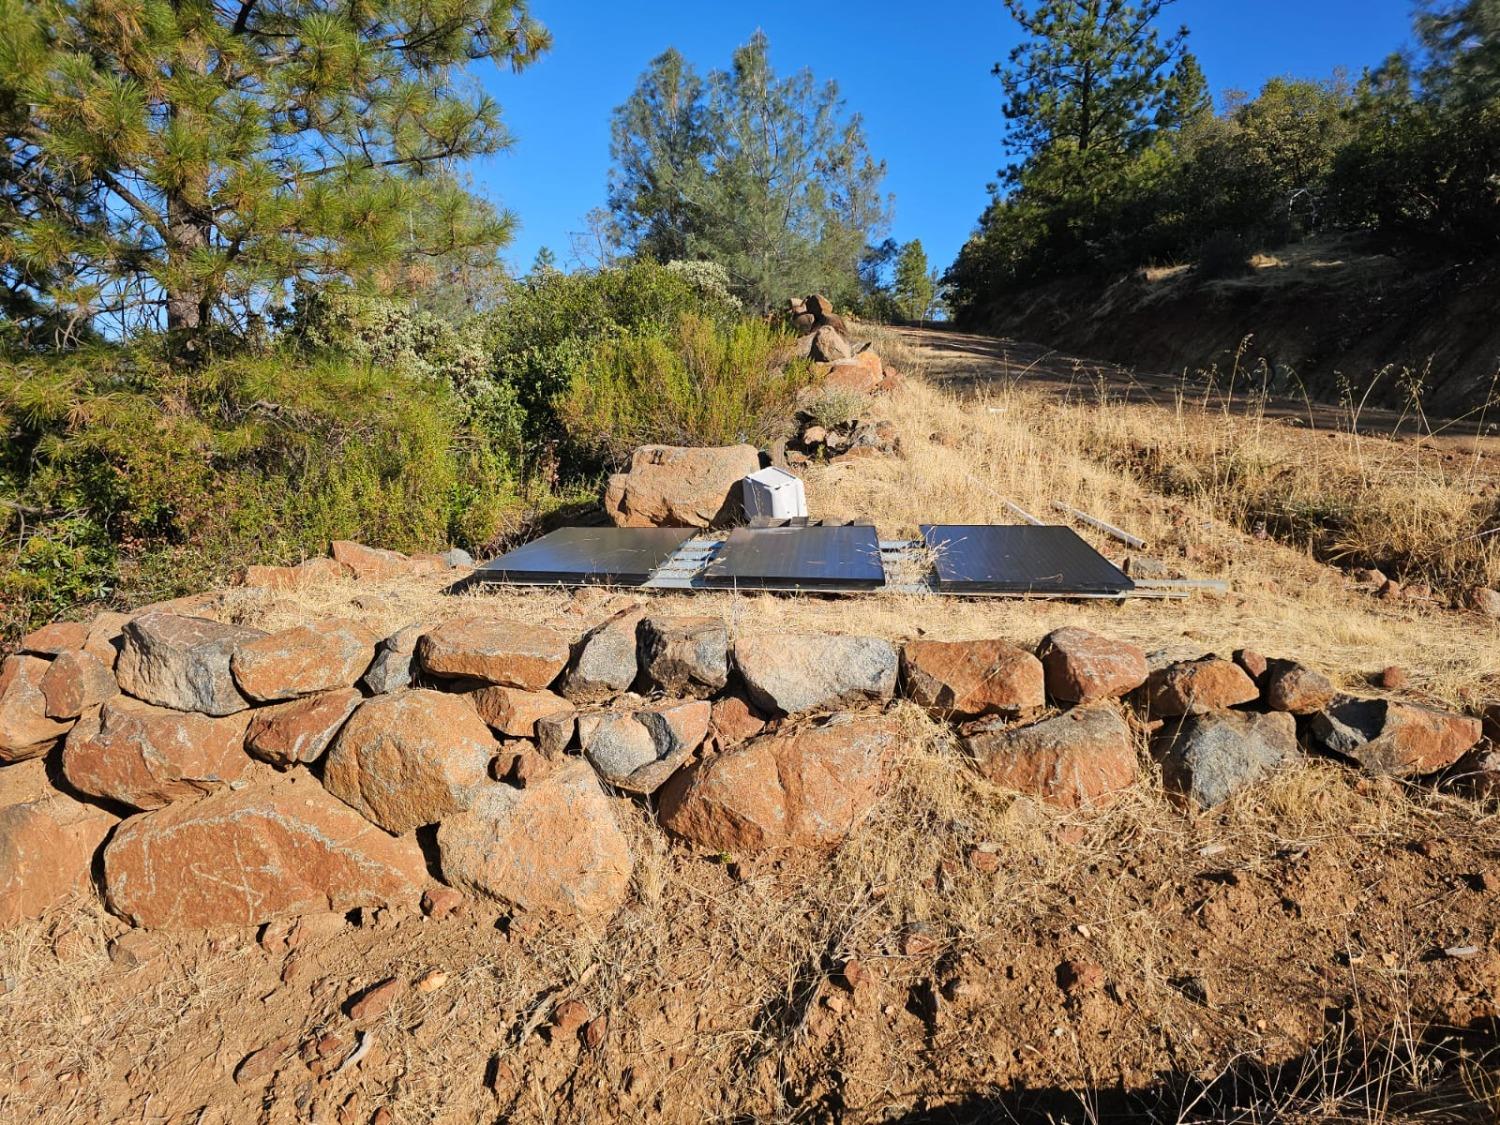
[1417,0,1500,106]
[0,0,549,345]
[530,246,559,276]
[892,239,937,322]
[608,32,891,310]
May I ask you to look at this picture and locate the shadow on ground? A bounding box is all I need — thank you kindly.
[872,1016,1499,1124]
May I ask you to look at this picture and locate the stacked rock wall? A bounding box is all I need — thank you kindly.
[0,544,1491,933]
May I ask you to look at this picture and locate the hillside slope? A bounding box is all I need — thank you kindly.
[985,235,1500,421]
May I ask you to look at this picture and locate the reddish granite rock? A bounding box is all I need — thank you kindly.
[418,616,570,690]
[603,444,761,529]
[1036,628,1147,704]
[322,690,497,832]
[0,782,118,925]
[465,685,576,739]
[330,540,410,581]
[40,649,119,720]
[81,612,129,668]
[244,688,362,768]
[62,697,252,810]
[1263,661,1336,715]
[102,774,428,929]
[231,620,377,702]
[0,655,74,761]
[1311,698,1480,777]
[437,761,633,921]
[709,694,768,749]
[963,704,1138,810]
[659,713,901,851]
[902,638,1044,719]
[19,621,88,657]
[1141,657,1259,718]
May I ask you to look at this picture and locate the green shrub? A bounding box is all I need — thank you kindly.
[0,345,521,638]
[559,314,815,464]
[801,386,872,429]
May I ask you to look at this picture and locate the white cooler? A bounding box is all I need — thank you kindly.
[741,467,808,520]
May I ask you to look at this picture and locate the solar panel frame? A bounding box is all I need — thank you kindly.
[474,526,695,587]
[920,524,1134,596]
[701,525,887,591]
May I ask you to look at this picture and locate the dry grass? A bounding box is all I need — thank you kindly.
[4,323,1498,1123]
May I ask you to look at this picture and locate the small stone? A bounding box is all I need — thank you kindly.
[583,1015,609,1050]
[421,886,465,920]
[414,969,449,994]
[1232,648,1268,684]
[348,977,405,1023]
[1057,959,1104,998]
[1377,666,1408,691]
[551,999,590,1036]
[244,688,361,768]
[709,694,767,749]
[465,685,575,739]
[967,845,1001,873]
[233,1038,292,1085]
[361,624,426,695]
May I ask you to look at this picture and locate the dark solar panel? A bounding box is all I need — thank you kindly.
[475,527,694,586]
[920,524,1134,596]
[702,526,886,591]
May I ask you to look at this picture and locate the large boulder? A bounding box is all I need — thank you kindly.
[821,351,884,394]
[62,697,253,810]
[322,690,497,832]
[1263,661,1336,715]
[362,623,426,695]
[0,767,118,925]
[1140,657,1259,718]
[40,649,119,719]
[230,620,376,702]
[244,688,362,768]
[0,654,74,762]
[1036,627,1147,704]
[901,639,1044,720]
[603,444,760,529]
[734,634,898,716]
[963,704,1137,810]
[578,699,711,794]
[116,613,267,716]
[559,607,646,702]
[638,616,729,699]
[1311,698,1481,777]
[102,774,428,929]
[418,616,570,690]
[436,761,633,921]
[658,713,901,851]
[1156,710,1300,809]
[465,685,576,739]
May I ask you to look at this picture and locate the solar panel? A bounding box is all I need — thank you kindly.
[702,525,886,591]
[920,524,1134,596]
[475,527,694,586]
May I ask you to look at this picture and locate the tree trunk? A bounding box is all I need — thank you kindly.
[164,192,209,335]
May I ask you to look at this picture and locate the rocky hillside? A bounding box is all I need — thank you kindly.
[984,234,1500,420]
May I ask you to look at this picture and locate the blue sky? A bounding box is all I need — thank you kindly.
[476,1,1419,277]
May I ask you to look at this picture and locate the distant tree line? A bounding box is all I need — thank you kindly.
[945,0,1500,324]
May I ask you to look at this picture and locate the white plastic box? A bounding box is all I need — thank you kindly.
[741,467,808,520]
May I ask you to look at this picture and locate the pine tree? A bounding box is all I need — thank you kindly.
[892,239,937,322]
[0,0,549,346]
[608,32,891,310]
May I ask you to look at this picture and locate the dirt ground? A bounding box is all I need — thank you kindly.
[2,330,1498,1124]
